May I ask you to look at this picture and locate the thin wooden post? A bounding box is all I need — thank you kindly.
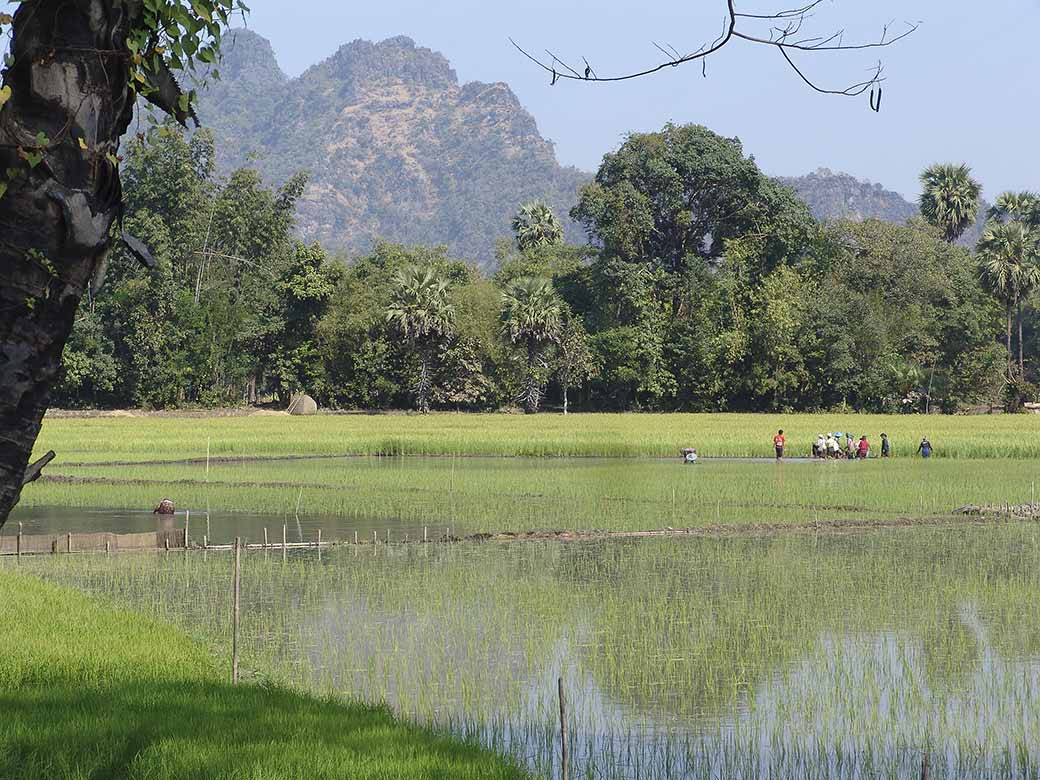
[385,528,390,544]
[317,528,322,547]
[203,535,208,550]
[282,524,287,562]
[16,522,21,559]
[232,537,242,684]
[920,751,930,780]
[353,530,358,545]
[165,535,170,553]
[105,539,111,555]
[185,510,190,547]
[66,532,72,554]
[264,527,269,549]
[558,677,569,780]
[373,530,377,544]
[423,525,428,543]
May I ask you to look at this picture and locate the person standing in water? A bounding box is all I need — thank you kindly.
[917,437,933,458]
[880,433,891,458]
[773,429,786,460]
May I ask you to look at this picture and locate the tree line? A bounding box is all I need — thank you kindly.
[58,122,1031,414]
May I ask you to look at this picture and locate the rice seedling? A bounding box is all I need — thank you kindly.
[33,411,1040,463]
[13,455,1040,543]
[10,523,1040,779]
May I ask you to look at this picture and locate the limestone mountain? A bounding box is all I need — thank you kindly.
[196,30,588,266]
[778,168,987,246]
[777,168,919,224]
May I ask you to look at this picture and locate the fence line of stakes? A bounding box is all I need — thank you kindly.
[231,536,241,685]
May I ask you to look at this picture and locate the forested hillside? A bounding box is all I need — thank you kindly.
[195,30,587,266]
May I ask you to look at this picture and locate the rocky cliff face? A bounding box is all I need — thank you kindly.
[777,168,987,246]
[777,168,919,224]
[196,30,587,266]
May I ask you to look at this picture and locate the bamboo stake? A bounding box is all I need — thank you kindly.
[16,522,21,559]
[283,524,288,563]
[558,677,569,780]
[185,510,190,547]
[264,527,269,549]
[66,532,72,554]
[920,751,930,780]
[353,530,358,545]
[232,537,241,684]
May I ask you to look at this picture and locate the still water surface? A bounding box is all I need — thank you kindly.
[12,522,1040,779]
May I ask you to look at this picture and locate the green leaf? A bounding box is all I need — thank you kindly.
[0,180,7,202]
[0,85,10,109]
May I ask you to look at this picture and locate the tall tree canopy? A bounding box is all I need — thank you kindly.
[386,266,457,413]
[512,202,564,252]
[919,164,982,243]
[572,124,815,283]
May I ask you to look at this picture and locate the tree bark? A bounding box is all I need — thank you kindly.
[1018,297,1025,377]
[1006,303,1014,381]
[562,381,568,415]
[524,340,539,414]
[0,1,139,527]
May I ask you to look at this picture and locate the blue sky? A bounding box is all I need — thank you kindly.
[237,0,1033,201]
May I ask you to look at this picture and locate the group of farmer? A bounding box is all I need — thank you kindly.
[773,429,933,460]
[681,430,934,464]
[809,432,879,460]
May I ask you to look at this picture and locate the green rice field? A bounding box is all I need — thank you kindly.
[33,411,1040,461]
[8,525,1040,779]
[9,412,1040,778]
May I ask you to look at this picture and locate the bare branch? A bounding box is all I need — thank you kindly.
[511,0,917,100]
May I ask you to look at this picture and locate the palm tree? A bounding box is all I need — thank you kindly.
[978,222,1040,379]
[386,266,455,413]
[919,163,982,243]
[512,202,564,252]
[988,191,1040,225]
[501,277,562,413]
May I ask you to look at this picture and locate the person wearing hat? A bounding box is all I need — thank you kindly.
[880,433,890,458]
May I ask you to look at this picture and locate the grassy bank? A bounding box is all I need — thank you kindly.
[0,570,527,780]
[35,411,1040,462]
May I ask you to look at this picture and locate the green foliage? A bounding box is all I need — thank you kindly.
[56,121,1018,415]
[919,163,982,243]
[511,201,563,251]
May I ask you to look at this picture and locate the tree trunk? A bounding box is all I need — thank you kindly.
[417,353,431,414]
[524,340,539,414]
[0,1,140,528]
[1018,297,1025,377]
[1007,303,1014,381]
[562,381,569,415]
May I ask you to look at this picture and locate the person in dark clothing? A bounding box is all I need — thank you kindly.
[917,437,932,458]
[880,433,890,458]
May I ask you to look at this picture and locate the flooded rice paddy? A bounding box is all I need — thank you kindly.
[9,521,1040,779]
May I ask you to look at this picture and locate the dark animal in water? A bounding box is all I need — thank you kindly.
[153,498,175,515]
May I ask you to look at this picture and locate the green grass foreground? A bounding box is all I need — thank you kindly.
[35,411,1040,462]
[0,570,528,780]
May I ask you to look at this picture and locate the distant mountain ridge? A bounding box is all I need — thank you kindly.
[777,168,919,224]
[779,167,987,246]
[196,30,587,266]
[196,33,982,263]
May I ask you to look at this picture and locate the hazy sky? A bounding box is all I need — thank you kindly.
[237,0,1036,201]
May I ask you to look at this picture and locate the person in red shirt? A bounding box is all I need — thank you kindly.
[773,429,786,460]
[857,436,870,459]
